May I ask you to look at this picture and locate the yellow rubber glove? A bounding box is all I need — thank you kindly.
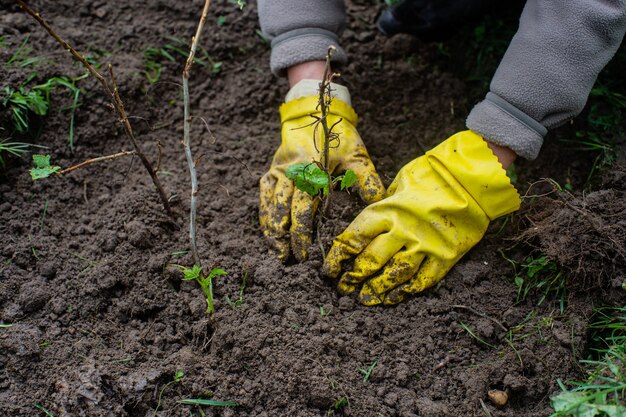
[323,131,521,305]
[260,96,386,261]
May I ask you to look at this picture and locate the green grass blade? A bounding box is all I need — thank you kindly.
[178,398,238,407]
[34,403,55,417]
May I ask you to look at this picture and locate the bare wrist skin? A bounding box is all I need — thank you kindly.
[287,60,326,87]
[486,141,517,170]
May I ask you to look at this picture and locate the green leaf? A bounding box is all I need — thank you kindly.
[340,169,357,190]
[211,62,223,75]
[286,163,329,197]
[30,154,61,180]
[217,16,226,26]
[174,371,184,382]
[209,268,228,280]
[178,398,239,407]
[182,264,202,281]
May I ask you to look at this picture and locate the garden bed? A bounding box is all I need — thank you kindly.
[1,1,624,416]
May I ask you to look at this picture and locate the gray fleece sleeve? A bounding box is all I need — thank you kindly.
[466,0,626,160]
[258,0,347,76]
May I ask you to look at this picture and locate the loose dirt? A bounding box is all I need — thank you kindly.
[1,1,624,416]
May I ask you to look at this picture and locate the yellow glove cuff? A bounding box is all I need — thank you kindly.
[426,130,520,220]
[279,96,358,126]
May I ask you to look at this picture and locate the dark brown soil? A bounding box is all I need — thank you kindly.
[1,1,625,416]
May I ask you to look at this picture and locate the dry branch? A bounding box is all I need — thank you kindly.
[15,0,173,217]
[57,150,136,175]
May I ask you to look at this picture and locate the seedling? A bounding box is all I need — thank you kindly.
[319,305,332,317]
[0,324,13,329]
[286,163,356,198]
[225,271,248,308]
[177,265,227,316]
[326,396,348,416]
[358,358,378,382]
[286,46,358,232]
[152,371,184,417]
[227,0,246,9]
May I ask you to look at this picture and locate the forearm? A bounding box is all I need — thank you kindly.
[258,0,347,76]
[467,0,626,160]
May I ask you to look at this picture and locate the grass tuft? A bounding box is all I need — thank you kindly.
[550,305,626,416]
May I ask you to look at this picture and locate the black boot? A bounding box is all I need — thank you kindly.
[377,0,521,41]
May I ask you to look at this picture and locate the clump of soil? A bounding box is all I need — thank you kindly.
[515,169,626,292]
[1,1,624,416]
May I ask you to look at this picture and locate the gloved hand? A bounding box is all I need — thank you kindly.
[260,95,386,261]
[323,130,520,305]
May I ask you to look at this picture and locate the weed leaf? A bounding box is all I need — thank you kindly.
[30,154,60,180]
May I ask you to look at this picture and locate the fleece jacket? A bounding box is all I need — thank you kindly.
[258,0,626,160]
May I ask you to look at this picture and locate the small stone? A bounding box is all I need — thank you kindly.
[487,389,509,407]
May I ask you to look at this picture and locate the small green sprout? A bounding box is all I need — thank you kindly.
[286,163,357,198]
[227,0,246,10]
[211,62,223,75]
[30,154,61,180]
[225,271,248,308]
[217,16,226,26]
[178,265,227,316]
[319,305,332,317]
[358,359,378,382]
[152,371,185,417]
[0,324,13,329]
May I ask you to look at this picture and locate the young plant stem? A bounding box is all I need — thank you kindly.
[318,46,336,217]
[182,0,212,268]
[15,0,173,217]
[56,150,136,175]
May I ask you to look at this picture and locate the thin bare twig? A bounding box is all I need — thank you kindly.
[15,0,172,217]
[452,304,508,332]
[57,150,136,175]
[183,0,212,268]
